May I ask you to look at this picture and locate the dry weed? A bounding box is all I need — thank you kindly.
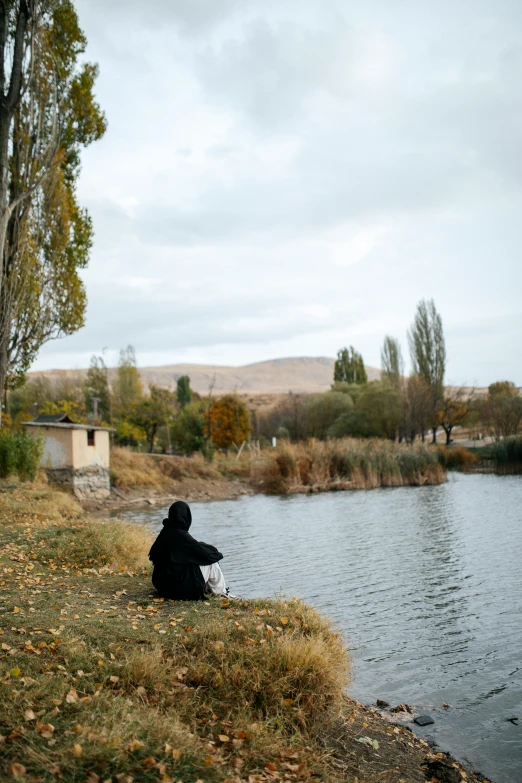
[255,438,446,494]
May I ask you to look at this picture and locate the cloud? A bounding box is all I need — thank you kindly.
[33,0,522,386]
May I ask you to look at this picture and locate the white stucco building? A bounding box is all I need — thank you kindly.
[23,414,113,499]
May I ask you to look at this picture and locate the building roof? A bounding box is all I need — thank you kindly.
[23,421,114,432]
[33,413,74,424]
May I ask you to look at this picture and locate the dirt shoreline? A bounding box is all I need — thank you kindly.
[323,697,492,783]
[84,477,254,515]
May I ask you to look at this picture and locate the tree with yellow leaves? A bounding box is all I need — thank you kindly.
[437,390,469,445]
[0,1,106,418]
[204,395,251,454]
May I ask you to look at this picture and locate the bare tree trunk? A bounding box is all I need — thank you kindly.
[148,425,157,454]
[0,1,32,422]
[0,314,9,425]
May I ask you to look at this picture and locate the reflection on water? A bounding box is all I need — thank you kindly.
[124,474,522,783]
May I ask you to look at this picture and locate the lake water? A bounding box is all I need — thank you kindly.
[123,474,522,783]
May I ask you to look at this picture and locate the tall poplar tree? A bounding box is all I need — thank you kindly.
[0,1,106,421]
[381,335,404,387]
[334,346,367,385]
[407,299,446,442]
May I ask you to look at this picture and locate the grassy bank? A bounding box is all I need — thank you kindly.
[1,483,347,781]
[108,448,252,504]
[0,483,490,783]
[253,439,447,494]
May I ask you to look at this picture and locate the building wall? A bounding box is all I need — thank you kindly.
[25,425,111,499]
[72,429,110,469]
[35,427,74,469]
[46,465,110,499]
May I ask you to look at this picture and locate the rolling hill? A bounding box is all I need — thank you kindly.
[30,356,382,395]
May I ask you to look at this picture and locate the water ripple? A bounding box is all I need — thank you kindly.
[125,474,522,783]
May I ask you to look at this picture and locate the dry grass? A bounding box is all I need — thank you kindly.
[33,518,153,571]
[111,448,223,490]
[0,484,351,783]
[111,448,173,489]
[0,480,83,530]
[253,438,446,494]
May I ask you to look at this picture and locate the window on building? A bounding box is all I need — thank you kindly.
[87,430,95,447]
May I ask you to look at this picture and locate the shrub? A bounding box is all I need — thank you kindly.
[438,446,480,470]
[0,429,43,481]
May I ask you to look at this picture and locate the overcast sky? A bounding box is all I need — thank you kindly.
[34,0,522,386]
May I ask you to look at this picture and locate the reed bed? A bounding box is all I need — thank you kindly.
[489,436,522,474]
[254,438,446,494]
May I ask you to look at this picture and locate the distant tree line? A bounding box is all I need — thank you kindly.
[4,300,521,453]
[256,299,521,446]
[5,345,252,457]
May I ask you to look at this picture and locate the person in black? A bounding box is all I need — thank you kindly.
[148,500,233,600]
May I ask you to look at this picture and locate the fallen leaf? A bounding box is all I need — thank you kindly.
[109,675,119,683]
[86,774,100,783]
[72,743,83,756]
[219,734,230,742]
[36,722,55,738]
[128,739,144,752]
[8,763,26,777]
[65,688,78,704]
[24,708,36,721]
[11,667,21,677]
[280,617,289,625]
[356,736,379,750]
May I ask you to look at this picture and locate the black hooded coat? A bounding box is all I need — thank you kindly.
[148,501,223,600]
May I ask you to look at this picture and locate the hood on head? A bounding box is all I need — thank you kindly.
[165,500,192,531]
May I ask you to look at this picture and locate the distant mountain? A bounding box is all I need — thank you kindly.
[30,356,382,395]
